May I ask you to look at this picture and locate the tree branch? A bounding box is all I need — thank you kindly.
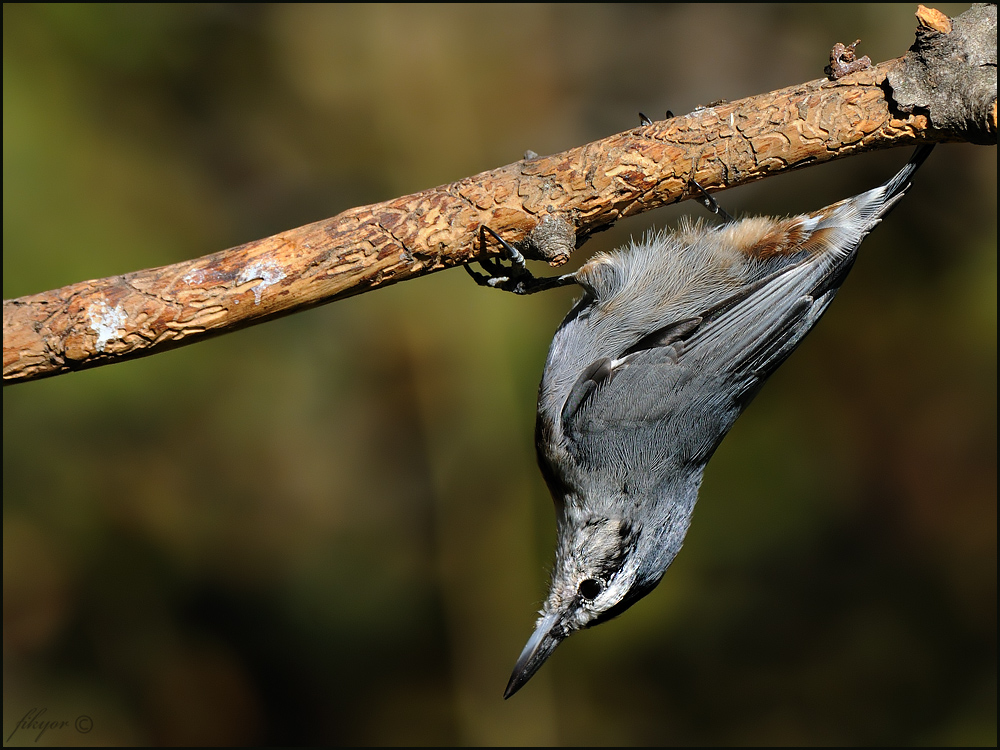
[4,4,995,385]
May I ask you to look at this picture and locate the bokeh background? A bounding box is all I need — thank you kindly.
[3,4,995,746]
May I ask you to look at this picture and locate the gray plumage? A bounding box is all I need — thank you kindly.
[468,145,934,698]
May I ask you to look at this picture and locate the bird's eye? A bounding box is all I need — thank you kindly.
[578,578,603,601]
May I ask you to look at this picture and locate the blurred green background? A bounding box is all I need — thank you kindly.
[3,4,995,746]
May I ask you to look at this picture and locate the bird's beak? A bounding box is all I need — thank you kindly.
[504,611,563,699]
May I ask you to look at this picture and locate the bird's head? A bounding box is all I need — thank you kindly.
[504,512,682,698]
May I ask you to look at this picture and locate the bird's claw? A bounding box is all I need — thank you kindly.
[464,226,574,296]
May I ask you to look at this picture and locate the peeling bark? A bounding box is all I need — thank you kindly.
[888,3,997,143]
[4,4,996,385]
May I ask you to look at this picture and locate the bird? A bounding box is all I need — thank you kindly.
[466,144,935,699]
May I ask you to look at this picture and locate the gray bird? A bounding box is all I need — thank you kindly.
[467,145,934,699]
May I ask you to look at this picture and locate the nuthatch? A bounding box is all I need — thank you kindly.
[467,145,935,699]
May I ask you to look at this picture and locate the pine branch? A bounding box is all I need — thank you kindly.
[4,3,995,385]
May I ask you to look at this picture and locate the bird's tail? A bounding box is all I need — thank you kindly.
[806,144,936,262]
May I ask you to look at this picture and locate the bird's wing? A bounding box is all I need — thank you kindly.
[679,251,847,395]
[560,253,844,467]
